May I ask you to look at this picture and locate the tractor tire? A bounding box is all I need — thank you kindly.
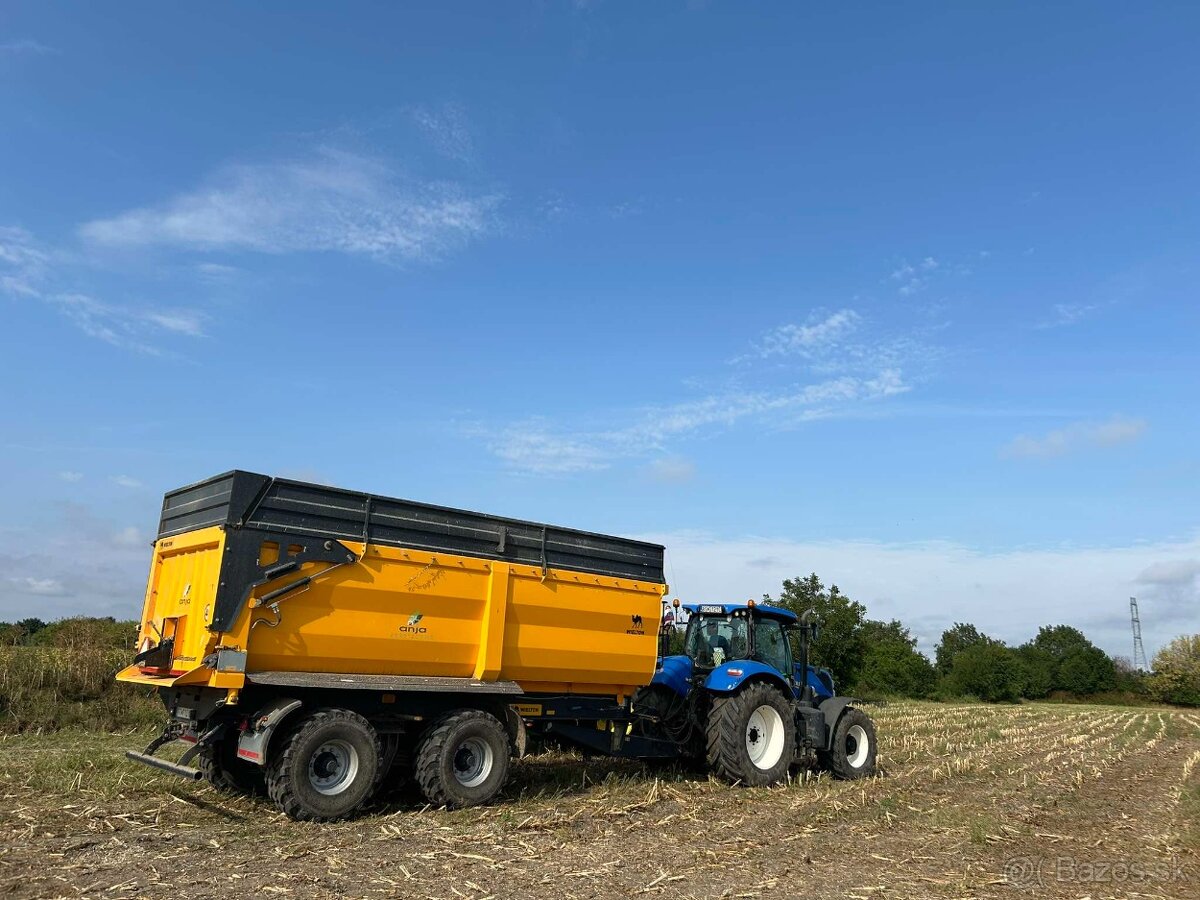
[414,709,510,809]
[266,708,381,821]
[818,707,877,780]
[199,734,265,796]
[705,682,795,787]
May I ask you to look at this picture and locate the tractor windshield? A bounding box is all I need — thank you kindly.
[685,616,748,667]
[684,613,793,674]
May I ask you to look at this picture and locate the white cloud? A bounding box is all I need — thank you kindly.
[1137,559,1200,587]
[409,103,475,163]
[646,457,696,484]
[110,475,143,489]
[0,39,57,55]
[0,504,155,619]
[1,228,207,352]
[48,293,205,353]
[490,370,910,474]
[890,256,940,295]
[7,577,68,597]
[0,226,49,297]
[58,471,84,482]
[491,430,611,475]
[758,309,861,357]
[1037,302,1097,329]
[80,148,500,263]
[1002,415,1147,459]
[649,530,1200,661]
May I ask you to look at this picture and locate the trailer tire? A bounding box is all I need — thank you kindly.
[706,682,795,787]
[199,735,264,796]
[266,708,381,821]
[414,709,510,809]
[818,707,877,780]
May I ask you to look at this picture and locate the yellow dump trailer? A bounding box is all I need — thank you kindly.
[120,471,668,819]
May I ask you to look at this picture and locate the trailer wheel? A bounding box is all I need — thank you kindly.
[818,707,877,780]
[198,734,264,796]
[414,709,510,809]
[706,682,795,787]
[266,708,381,821]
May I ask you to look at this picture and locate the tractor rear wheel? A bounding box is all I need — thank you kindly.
[818,707,877,779]
[265,708,381,821]
[705,682,795,786]
[414,709,511,809]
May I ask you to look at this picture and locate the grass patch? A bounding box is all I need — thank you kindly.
[0,646,161,732]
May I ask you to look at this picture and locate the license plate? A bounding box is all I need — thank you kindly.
[698,604,724,614]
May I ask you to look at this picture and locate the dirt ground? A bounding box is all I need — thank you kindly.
[1,701,1197,899]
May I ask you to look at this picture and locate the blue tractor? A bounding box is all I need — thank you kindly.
[632,601,878,786]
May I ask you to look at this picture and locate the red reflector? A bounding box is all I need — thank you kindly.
[726,668,743,676]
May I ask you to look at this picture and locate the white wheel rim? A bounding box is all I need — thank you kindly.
[308,739,360,796]
[453,736,494,788]
[845,724,869,768]
[745,705,785,770]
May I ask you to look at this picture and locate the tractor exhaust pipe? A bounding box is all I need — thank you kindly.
[798,608,818,703]
[125,750,204,781]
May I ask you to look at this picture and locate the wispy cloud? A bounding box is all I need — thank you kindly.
[1037,302,1097,329]
[1,227,207,352]
[110,475,143,489]
[50,293,204,353]
[1001,415,1147,459]
[0,38,57,55]
[81,148,500,263]
[7,576,68,596]
[58,471,84,483]
[489,370,909,474]
[757,309,861,357]
[409,103,475,163]
[1136,559,1200,587]
[890,256,939,296]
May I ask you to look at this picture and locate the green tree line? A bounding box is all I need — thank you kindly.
[763,572,1199,706]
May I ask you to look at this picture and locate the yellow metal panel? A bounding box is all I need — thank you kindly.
[473,562,511,680]
[121,529,667,698]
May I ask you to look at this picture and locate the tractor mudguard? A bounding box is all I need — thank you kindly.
[649,655,693,697]
[703,660,791,695]
[817,697,856,751]
[235,697,303,766]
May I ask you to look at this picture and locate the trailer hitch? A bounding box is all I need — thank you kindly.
[124,722,227,782]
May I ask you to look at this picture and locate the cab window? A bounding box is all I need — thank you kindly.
[752,619,791,674]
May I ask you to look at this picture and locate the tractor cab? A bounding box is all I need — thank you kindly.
[682,602,794,676]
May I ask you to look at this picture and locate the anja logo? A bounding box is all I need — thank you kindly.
[400,612,428,635]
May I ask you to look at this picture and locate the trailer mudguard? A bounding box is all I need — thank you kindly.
[236,697,302,766]
[703,660,791,695]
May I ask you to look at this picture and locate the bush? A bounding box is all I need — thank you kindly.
[0,617,159,732]
[1149,635,1200,707]
[947,643,1021,703]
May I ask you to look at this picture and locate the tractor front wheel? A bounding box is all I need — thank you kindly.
[705,682,795,786]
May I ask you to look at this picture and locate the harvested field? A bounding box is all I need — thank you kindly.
[1,701,1197,899]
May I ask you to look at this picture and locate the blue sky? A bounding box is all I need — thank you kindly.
[2,3,1197,658]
